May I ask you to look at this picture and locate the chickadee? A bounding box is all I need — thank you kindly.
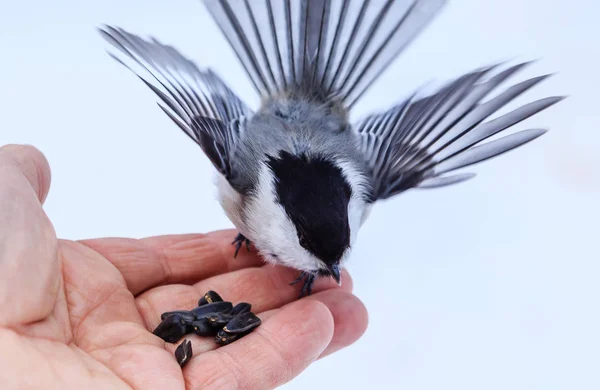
[100,0,562,296]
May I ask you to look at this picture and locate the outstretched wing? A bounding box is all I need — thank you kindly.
[354,61,564,201]
[99,25,253,190]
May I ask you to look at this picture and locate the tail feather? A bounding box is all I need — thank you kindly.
[203,0,446,107]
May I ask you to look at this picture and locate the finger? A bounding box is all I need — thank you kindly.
[79,229,263,295]
[304,290,368,359]
[0,144,59,326]
[183,299,334,389]
[136,265,353,331]
[253,290,368,359]
[0,144,51,203]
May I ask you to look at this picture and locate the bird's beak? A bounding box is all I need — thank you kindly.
[328,262,342,285]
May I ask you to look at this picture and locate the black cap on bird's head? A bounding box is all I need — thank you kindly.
[266,151,352,284]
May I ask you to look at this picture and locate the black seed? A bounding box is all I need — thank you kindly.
[206,312,234,328]
[191,318,217,336]
[215,327,257,346]
[198,290,223,306]
[160,310,196,322]
[215,329,240,345]
[191,301,233,319]
[153,315,187,343]
[231,303,252,316]
[175,339,193,367]
[223,312,262,334]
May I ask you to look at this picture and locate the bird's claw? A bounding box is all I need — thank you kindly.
[232,233,251,258]
[290,271,316,298]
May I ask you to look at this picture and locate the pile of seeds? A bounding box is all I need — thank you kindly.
[152,290,261,367]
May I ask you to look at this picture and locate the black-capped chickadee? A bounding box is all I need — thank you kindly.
[100,0,563,296]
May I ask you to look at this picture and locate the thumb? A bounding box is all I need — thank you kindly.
[0,144,51,204]
[0,144,59,326]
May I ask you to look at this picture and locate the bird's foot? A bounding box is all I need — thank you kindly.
[289,271,316,298]
[232,233,251,258]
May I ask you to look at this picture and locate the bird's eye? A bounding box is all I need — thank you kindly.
[298,233,308,249]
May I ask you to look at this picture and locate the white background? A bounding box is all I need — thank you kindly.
[1,0,599,389]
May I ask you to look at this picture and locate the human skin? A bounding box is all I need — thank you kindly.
[0,144,368,389]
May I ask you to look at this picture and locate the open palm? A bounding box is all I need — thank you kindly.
[0,144,368,389]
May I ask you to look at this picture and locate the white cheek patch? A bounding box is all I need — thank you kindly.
[334,158,371,264]
[243,163,326,272]
[347,195,364,245]
[214,173,248,235]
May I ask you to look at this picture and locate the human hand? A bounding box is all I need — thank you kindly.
[0,144,368,389]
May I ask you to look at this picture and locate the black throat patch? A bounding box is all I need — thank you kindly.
[266,151,352,264]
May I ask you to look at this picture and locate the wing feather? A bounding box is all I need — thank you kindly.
[99,25,253,189]
[354,62,564,200]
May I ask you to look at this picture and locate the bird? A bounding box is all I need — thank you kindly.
[99,0,563,297]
